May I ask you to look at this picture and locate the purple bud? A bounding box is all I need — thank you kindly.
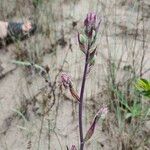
[84,118,97,142]
[70,145,77,150]
[84,12,96,28]
[84,106,108,142]
[60,72,72,88]
[60,73,80,102]
[84,12,101,38]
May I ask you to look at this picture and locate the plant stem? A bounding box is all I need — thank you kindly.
[48,118,51,150]
[79,49,89,150]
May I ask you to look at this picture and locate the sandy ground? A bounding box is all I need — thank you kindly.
[0,0,150,150]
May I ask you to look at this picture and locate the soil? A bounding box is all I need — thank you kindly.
[0,0,150,150]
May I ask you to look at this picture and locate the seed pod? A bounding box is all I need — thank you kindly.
[69,84,80,102]
[84,106,108,142]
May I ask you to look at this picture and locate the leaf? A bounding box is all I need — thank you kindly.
[131,104,141,117]
[88,47,97,68]
[11,108,27,124]
[135,78,150,98]
[125,113,132,119]
[11,60,45,71]
[136,79,150,90]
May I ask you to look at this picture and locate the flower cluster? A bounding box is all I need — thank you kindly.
[78,12,101,71]
[60,72,72,89]
[84,12,101,39]
[59,72,80,102]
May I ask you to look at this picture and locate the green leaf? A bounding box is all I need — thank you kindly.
[131,104,141,117]
[11,60,45,72]
[11,108,27,124]
[135,78,150,98]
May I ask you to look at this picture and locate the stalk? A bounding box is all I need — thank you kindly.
[79,48,89,150]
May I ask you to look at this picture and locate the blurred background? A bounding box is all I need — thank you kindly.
[0,0,150,149]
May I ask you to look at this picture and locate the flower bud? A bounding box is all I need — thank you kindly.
[98,106,108,119]
[78,33,87,54]
[60,72,72,89]
[84,12,101,39]
[84,118,97,142]
[60,73,80,102]
[70,145,77,150]
[70,86,80,102]
[84,106,108,142]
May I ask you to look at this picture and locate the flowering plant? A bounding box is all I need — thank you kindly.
[60,12,107,150]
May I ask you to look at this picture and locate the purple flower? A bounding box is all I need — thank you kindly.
[60,72,80,102]
[60,72,72,88]
[84,12,101,38]
[84,12,96,28]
